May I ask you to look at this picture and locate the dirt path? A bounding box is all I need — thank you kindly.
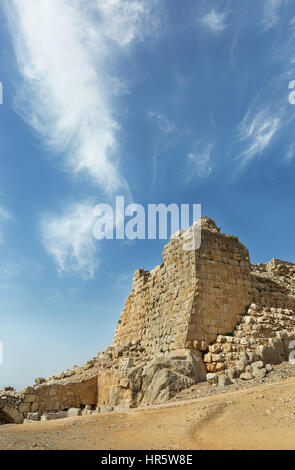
[2,376,295,450]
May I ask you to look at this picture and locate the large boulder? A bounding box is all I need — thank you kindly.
[96,349,207,409]
[0,400,23,424]
[141,349,206,405]
[143,369,194,404]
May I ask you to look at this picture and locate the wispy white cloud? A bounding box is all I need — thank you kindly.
[4,0,154,194]
[0,204,13,244]
[187,142,213,179]
[261,0,287,31]
[284,142,295,162]
[236,107,281,167]
[148,111,177,134]
[201,9,229,33]
[40,202,98,279]
[4,0,160,277]
[148,111,178,186]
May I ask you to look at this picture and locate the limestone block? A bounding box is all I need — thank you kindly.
[143,369,194,405]
[67,408,82,417]
[35,378,46,385]
[218,375,231,386]
[206,373,218,384]
[252,368,267,379]
[240,372,254,380]
[222,343,232,353]
[209,344,222,354]
[27,412,40,421]
[251,361,264,370]
[119,378,130,389]
[19,403,31,413]
[41,412,67,421]
[23,394,37,403]
[204,353,212,363]
[226,368,239,380]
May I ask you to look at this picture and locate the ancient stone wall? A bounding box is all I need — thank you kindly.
[113,219,295,357]
[186,226,252,348]
[112,234,197,357]
[0,369,98,422]
[113,218,253,355]
[204,303,295,374]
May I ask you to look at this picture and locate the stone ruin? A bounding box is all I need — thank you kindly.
[1,216,295,424]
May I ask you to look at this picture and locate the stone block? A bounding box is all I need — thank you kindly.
[206,373,218,384]
[41,412,67,421]
[27,412,40,421]
[67,408,82,417]
[218,375,231,386]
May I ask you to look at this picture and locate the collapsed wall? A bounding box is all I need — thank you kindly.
[2,217,295,423]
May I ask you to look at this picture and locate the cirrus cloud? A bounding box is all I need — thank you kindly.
[201,9,229,33]
[40,202,97,280]
[4,0,154,194]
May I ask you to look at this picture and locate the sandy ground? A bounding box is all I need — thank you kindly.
[1,376,295,450]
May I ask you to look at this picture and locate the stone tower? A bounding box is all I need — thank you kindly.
[112,217,252,356]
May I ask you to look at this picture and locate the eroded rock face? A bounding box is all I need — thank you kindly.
[0,398,23,424]
[96,349,207,408]
[143,369,193,404]
[142,350,207,404]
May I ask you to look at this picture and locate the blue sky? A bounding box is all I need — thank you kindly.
[1,0,295,388]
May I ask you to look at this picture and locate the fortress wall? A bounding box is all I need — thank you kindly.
[185,229,252,347]
[32,377,97,413]
[112,235,197,357]
[250,275,295,310]
[113,219,255,355]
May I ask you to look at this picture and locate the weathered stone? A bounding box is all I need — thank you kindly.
[253,368,267,379]
[251,361,264,371]
[35,378,46,385]
[128,365,144,392]
[226,368,239,380]
[19,403,31,413]
[41,412,67,421]
[82,405,93,416]
[204,353,212,363]
[119,378,130,389]
[67,408,82,418]
[27,412,40,421]
[240,372,254,381]
[22,394,37,403]
[2,386,14,392]
[206,373,218,384]
[99,405,114,413]
[143,368,194,404]
[218,375,231,386]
